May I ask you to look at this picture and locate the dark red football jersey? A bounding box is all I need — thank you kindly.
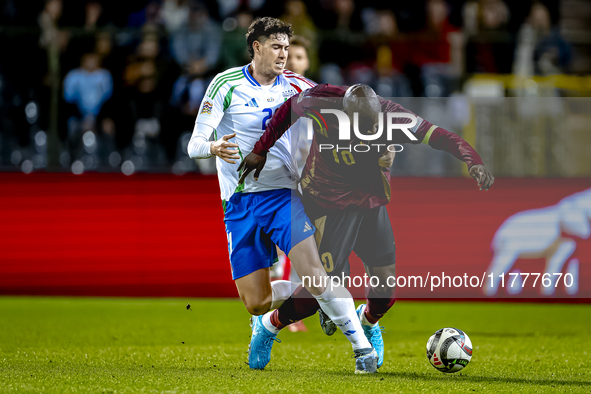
[252,84,483,210]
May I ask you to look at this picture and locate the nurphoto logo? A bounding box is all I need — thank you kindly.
[306,109,418,153]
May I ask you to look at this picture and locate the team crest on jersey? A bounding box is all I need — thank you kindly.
[200,101,213,115]
[267,97,275,102]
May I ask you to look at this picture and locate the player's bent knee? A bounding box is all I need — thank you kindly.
[242,297,272,316]
[245,303,271,316]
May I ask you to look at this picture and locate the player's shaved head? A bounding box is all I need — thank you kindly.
[343,84,380,114]
[343,84,381,135]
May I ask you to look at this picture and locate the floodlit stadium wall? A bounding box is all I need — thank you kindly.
[0,173,589,301]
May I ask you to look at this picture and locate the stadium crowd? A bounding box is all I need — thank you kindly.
[0,0,583,175]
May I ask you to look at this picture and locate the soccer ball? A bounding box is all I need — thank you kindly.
[426,327,473,373]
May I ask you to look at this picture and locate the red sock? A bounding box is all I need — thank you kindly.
[365,285,395,325]
[276,285,319,326]
[270,309,287,330]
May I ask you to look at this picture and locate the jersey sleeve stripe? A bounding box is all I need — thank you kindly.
[210,74,245,99]
[207,69,242,96]
[223,85,239,111]
[290,83,302,93]
[290,76,315,87]
[422,125,438,145]
[283,71,315,87]
[301,77,315,87]
[207,70,243,98]
[207,74,241,99]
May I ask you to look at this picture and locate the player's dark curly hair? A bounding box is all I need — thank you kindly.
[246,17,292,59]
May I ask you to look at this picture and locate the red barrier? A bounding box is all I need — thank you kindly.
[0,173,232,297]
[381,178,591,299]
[1,173,589,299]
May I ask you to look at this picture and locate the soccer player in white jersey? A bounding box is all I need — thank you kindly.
[187,17,377,373]
[270,35,312,333]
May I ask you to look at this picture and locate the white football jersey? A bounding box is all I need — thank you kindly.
[195,64,315,202]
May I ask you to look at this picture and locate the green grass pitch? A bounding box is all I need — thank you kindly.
[1,297,590,393]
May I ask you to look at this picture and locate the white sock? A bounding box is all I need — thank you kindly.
[313,285,371,350]
[262,311,281,335]
[359,304,379,327]
[270,280,295,310]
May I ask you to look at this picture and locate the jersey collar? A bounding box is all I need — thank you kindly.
[242,64,281,87]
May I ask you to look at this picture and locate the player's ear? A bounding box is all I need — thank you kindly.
[253,40,261,55]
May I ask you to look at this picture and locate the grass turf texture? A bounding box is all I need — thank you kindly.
[1,298,590,393]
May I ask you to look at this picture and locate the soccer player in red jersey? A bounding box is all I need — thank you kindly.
[238,83,494,369]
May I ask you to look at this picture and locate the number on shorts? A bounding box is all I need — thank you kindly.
[321,252,334,273]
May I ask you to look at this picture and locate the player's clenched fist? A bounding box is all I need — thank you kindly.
[211,132,240,164]
[469,164,494,191]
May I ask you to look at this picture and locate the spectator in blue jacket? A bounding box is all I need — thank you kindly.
[63,52,113,119]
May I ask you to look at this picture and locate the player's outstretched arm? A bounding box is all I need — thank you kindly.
[424,127,495,191]
[382,99,494,190]
[426,128,495,191]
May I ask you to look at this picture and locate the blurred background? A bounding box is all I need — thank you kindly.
[1,0,590,298]
[0,0,590,176]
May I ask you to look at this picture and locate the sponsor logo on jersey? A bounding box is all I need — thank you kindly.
[304,221,312,232]
[244,98,259,107]
[200,101,213,115]
[267,97,275,102]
